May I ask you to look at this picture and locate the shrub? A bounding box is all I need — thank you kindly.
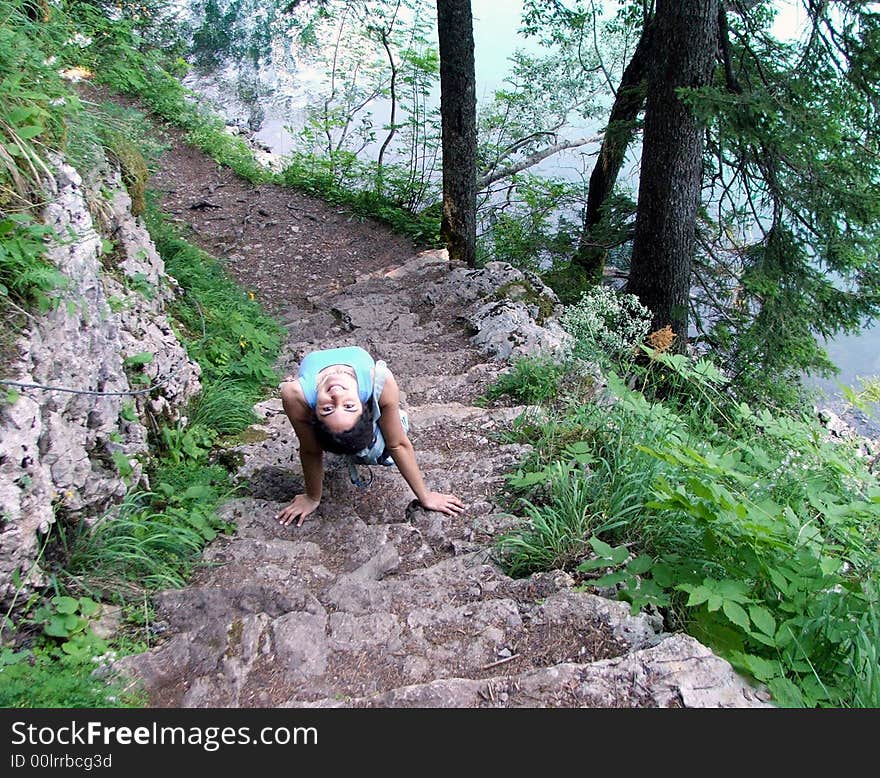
[560,284,651,368]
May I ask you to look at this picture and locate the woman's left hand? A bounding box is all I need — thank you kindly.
[419,491,465,516]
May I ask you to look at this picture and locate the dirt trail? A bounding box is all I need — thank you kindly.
[116,120,771,708]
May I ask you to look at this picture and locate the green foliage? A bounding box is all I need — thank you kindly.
[0,643,146,708]
[479,174,581,272]
[281,151,441,246]
[28,594,99,646]
[145,206,283,396]
[184,123,277,185]
[0,213,67,310]
[158,421,216,466]
[560,284,652,368]
[64,479,234,597]
[188,379,260,436]
[475,38,606,272]
[840,375,880,423]
[682,4,880,406]
[498,444,626,576]
[577,538,668,613]
[479,355,565,406]
[123,351,153,368]
[496,344,880,707]
[0,1,73,209]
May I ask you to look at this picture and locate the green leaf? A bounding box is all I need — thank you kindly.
[592,571,627,588]
[749,605,777,637]
[44,615,70,637]
[768,567,790,595]
[78,597,100,617]
[52,596,79,615]
[749,631,777,648]
[626,555,653,574]
[767,677,805,708]
[124,351,154,367]
[651,561,677,588]
[589,536,615,558]
[183,486,216,503]
[722,600,751,631]
[682,584,712,607]
[587,537,629,566]
[60,641,81,655]
[15,124,43,140]
[736,653,781,682]
[717,579,751,602]
[63,614,83,631]
[578,557,610,572]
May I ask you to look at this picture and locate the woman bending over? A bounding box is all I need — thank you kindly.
[276,345,465,527]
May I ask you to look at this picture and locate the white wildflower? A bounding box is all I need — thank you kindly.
[66,33,92,48]
[561,285,652,365]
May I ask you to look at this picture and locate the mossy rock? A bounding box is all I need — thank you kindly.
[492,278,557,325]
[106,135,149,216]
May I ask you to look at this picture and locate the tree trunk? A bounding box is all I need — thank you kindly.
[436,0,477,267]
[625,0,719,345]
[572,19,654,285]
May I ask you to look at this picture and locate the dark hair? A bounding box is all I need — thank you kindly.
[311,400,375,455]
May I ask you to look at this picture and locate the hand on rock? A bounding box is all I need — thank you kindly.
[419,491,465,516]
[276,494,320,527]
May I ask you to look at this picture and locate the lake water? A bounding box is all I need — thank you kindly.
[180,0,879,427]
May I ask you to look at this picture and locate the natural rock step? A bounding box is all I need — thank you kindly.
[119,553,691,707]
[402,364,505,405]
[286,634,772,708]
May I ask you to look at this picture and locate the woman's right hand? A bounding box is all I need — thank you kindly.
[276,494,320,527]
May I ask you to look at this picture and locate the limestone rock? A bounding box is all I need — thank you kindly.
[0,159,201,607]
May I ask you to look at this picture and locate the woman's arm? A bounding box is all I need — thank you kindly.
[378,371,465,517]
[277,380,324,526]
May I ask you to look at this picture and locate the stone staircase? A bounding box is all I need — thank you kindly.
[116,250,771,708]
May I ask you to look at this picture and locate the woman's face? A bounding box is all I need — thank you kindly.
[315,365,363,432]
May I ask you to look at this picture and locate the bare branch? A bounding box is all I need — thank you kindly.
[476,133,603,190]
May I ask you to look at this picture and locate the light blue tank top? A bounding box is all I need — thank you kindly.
[297,346,375,408]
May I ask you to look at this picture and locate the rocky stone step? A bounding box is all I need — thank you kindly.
[118,551,688,707]
[114,246,772,708]
[402,363,505,405]
[286,634,772,708]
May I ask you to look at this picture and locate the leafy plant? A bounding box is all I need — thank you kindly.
[560,284,652,368]
[64,483,233,597]
[495,341,880,707]
[0,213,67,311]
[28,594,100,649]
[0,643,146,708]
[497,442,626,576]
[479,354,566,406]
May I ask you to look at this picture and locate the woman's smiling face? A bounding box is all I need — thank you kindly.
[314,365,363,431]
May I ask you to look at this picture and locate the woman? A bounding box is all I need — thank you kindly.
[276,345,465,527]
